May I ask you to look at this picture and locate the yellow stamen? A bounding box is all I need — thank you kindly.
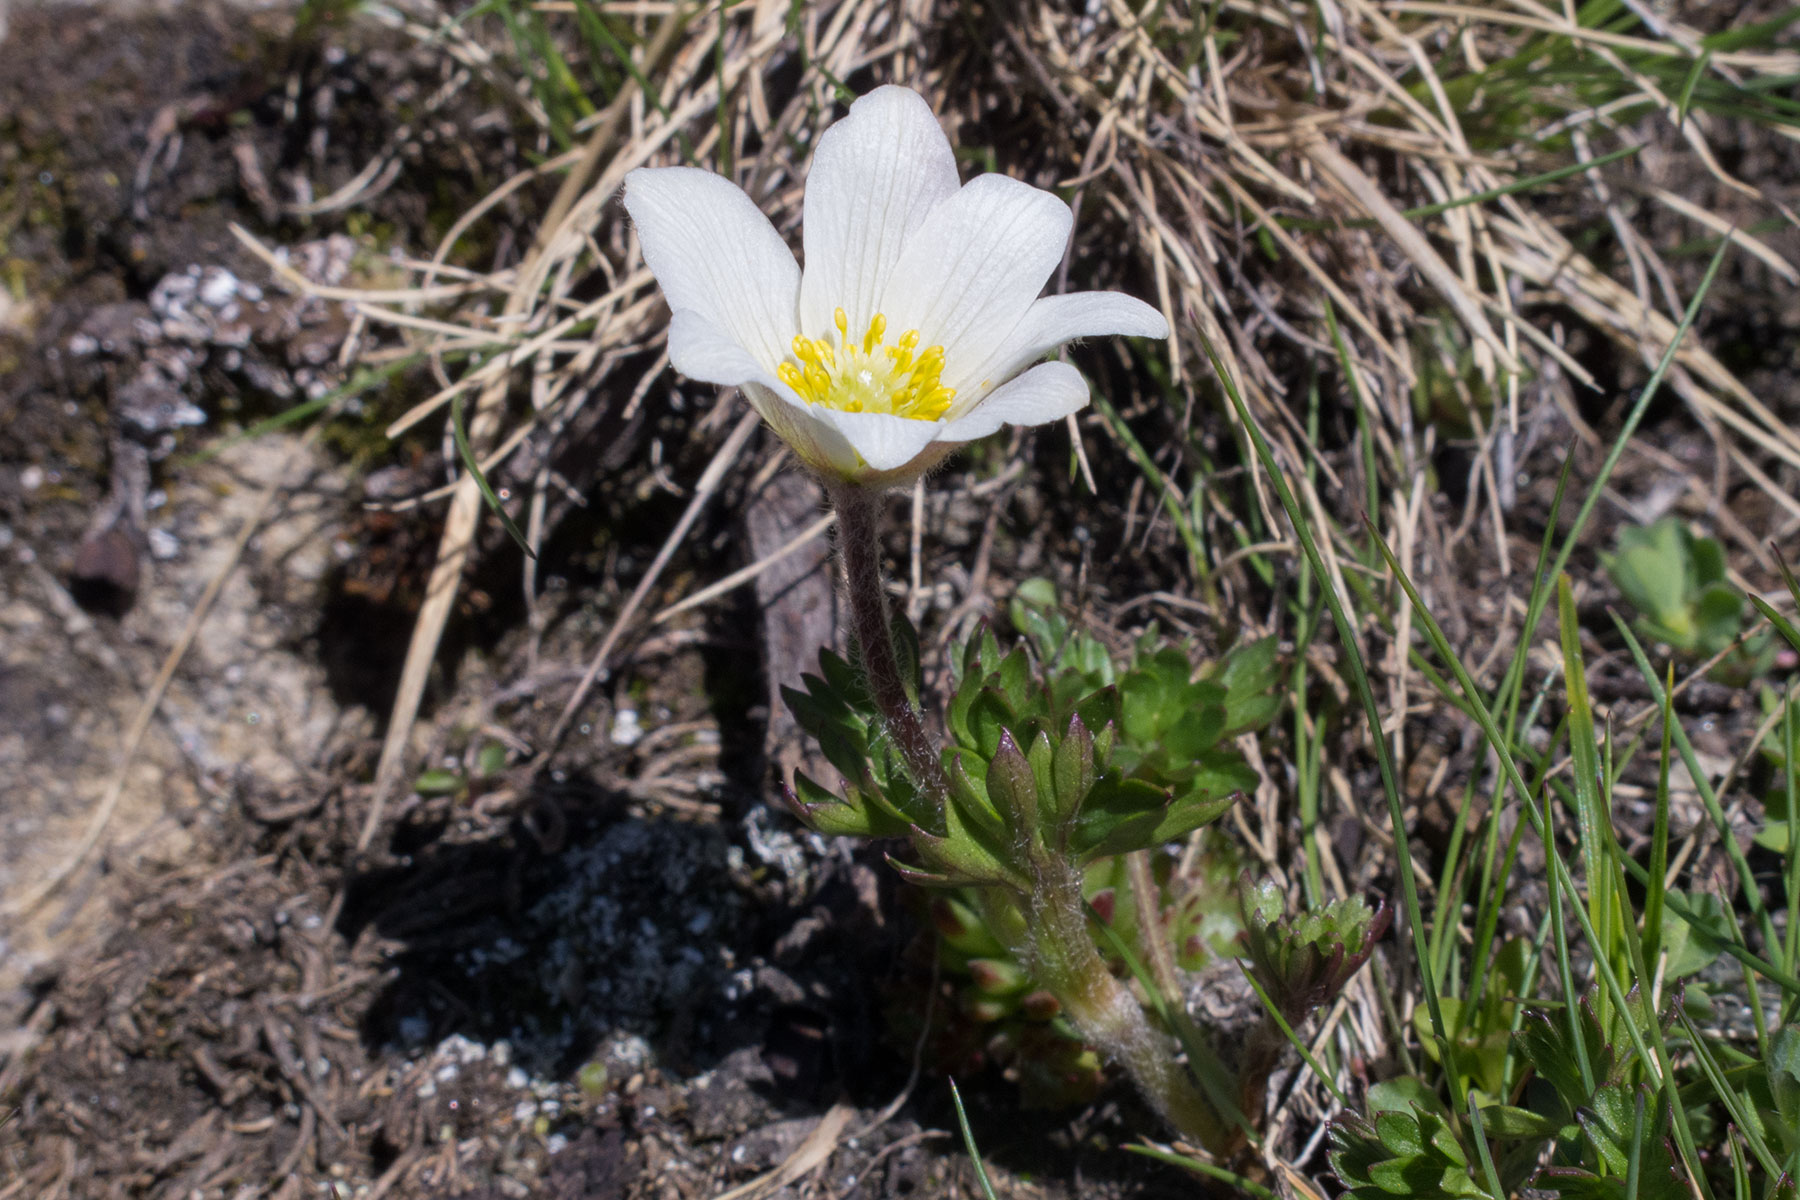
[778,310,955,422]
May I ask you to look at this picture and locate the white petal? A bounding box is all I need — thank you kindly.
[666,317,865,477]
[954,291,1169,406]
[623,167,799,375]
[880,174,1072,389]
[939,361,1090,443]
[741,382,855,472]
[798,86,960,342]
[666,310,785,389]
[812,407,947,472]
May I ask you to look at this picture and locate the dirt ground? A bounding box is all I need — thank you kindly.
[2,0,1798,1198]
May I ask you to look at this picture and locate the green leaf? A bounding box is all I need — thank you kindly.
[995,647,1033,713]
[1518,1000,1614,1118]
[413,768,463,796]
[1069,777,1169,859]
[912,794,1027,890]
[1026,730,1056,817]
[1136,786,1240,849]
[1369,1078,1453,1124]
[787,771,906,838]
[968,689,1014,761]
[984,730,1040,837]
[1073,688,1122,741]
[946,754,1004,841]
[1690,532,1727,586]
[1213,635,1283,734]
[1013,576,1059,609]
[1695,582,1746,655]
[1374,1110,1425,1157]
[1770,1025,1800,1136]
[1603,519,1694,634]
[1048,714,1096,829]
[891,610,923,706]
[475,741,508,778]
[1578,1084,1637,1176]
[817,647,867,707]
[1330,1115,1388,1190]
[1478,1104,1562,1140]
[1662,889,1732,979]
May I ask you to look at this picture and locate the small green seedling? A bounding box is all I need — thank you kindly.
[1602,518,1768,678]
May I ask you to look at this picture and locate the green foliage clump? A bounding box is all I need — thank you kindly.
[783,579,1279,887]
[1602,518,1767,675]
[1241,877,1389,1024]
[1335,985,1800,1200]
[785,578,1283,1105]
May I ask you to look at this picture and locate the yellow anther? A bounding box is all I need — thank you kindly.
[779,307,954,422]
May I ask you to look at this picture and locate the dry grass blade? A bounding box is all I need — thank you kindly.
[360,9,687,852]
[652,511,836,625]
[536,407,761,761]
[710,1099,855,1200]
[1302,138,1520,375]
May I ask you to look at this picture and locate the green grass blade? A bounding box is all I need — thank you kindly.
[1752,593,1800,658]
[1677,1006,1785,1179]
[1283,145,1644,231]
[1558,574,1618,1026]
[1467,1096,1506,1200]
[1124,1143,1278,1200]
[1616,859,1800,995]
[948,1079,1001,1200]
[1239,965,1350,1108]
[450,388,535,559]
[1203,331,1461,1113]
[1644,664,1675,975]
[1785,684,1800,1000]
[1625,1089,1646,1200]
[1366,525,1716,1197]
[1092,389,1208,586]
[1543,784,1595,1094]
[1610,614,1780,953]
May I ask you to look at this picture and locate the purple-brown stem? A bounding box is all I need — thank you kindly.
[826,481,949,806]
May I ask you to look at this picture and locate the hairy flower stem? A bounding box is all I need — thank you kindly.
[987,859,1225,1152]
[1233,1018,1284,1147]
[826,482,949,804]
[829,481,1219,1151]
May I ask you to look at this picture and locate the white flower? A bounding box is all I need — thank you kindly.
[622,85,1170,488]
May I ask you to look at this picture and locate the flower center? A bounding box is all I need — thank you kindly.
[778,308,955,421]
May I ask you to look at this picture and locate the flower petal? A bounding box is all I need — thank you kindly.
[812,407,948,473]
[666,310,785,389]
[742,381,860,476]
[939,361,1090,443]
[623,166,799,375]
[880,173,1073,389]
[953,291,1168,408]
[798,86,960,342]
